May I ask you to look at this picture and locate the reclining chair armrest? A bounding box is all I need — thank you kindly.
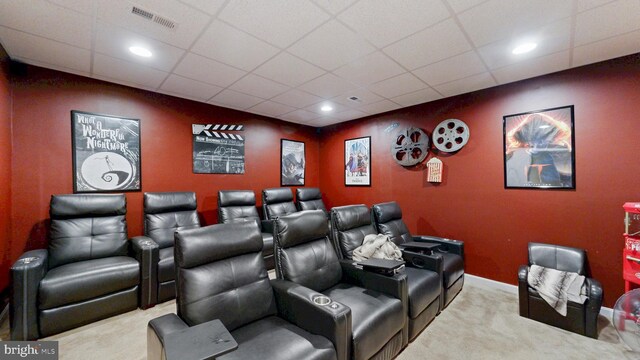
[584,277,603,338]
[413,235,464,257]
[131,236,160,309]
[402,250,443,274]
[271,279,352,360]
[147,313,189,360]
[517,265,530,317]
[10,249,49,340]
[261,220,275,236]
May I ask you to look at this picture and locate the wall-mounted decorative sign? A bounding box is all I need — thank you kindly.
[503,105,575,189]
[426,157,443,183]
[392,127,429,167]
[345,136,371,186]
[192,124,245,174]
[71,111,141,193]
[281,139,305,186]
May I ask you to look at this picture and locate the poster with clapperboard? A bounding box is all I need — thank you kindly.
[71,111,141,193]
[192,124,245,174]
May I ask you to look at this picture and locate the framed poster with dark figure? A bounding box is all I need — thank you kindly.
[281,139,305,186]
[503,105,575,189]
[345,136,371,186]
[71,111,141,193]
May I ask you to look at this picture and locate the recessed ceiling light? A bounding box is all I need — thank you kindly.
[321,105,333,112]
[512,42,537,55]
[129,46,152,58]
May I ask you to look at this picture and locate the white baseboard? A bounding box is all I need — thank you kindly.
[464,273,613,319]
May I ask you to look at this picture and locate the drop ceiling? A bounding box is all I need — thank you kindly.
[1,0,639,127]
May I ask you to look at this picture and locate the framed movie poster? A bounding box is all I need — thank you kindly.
[281,139,305,186]
[345,136,371,186]
[71,111,141,193]
[503,105,575,189]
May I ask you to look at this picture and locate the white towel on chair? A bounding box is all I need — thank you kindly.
[352,234,402,262]
[527,265,587,316]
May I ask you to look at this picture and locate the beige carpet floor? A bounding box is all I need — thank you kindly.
[1,279,636,360]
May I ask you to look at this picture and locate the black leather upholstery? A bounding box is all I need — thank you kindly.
[10,194,139,340]
[262,188,298,220]
[518,242,603,338]
[296,188,328,213]
[274,210,408,360]
[148,221,350,360]
[218,190,275,270]
[330,205,376,260]
[372,201,464,308]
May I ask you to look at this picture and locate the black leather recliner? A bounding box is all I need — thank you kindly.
[147,221,351,360]
[218,190,275,270]
[518,242,603,338]
[10,194,140,340]
[331,204,442,341]
[262,187,298,220]
[132,192,200,308]
[296,187,328,214]
[372,201,465,307]
[274,210,408,360]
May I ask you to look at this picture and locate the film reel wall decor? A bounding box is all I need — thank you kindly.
[432,119,470,153]
[391,127,430,167]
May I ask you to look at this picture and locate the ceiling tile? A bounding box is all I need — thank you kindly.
[338,0,451,48]
[457,0,573,47]
[288,20,376,71]
[392,88,443,107]
[446,0,487,13]
[310,116,344,127]
[0,26,91,73]
[229,74,289,99]
[96,0,210,49]
[0,0,92,48]
[331,89,384,108]
[333,51,405,86]
[384,19,472,70]
[298,72,359,98]
[491,51,570,85]
[271,89,323,108]
[573,29,640,67]
[95,22,185,72]
[178,0,227,16]
[311,0,357,15]
[160,74,223,101]
[191,20,279,71]
[433,72,497,97]
[280,109,320,123]
[476,18,571,70]
[412,51,486,86]
[47,0,94,15]
[254,52,325,87]
[174,53,247,87]
[93,53,168,89]
[248,101,297,117]
[208,89,265,110]
[218,0,330,48]
[357,99,402,115]
[369,72,427,99]
[332,109,369,121]
[576,0,616,12]
[574,0,640,46]
[305,101,349,115]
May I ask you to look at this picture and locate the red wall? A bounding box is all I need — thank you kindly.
[0,45,12,291]
[8,66,319,269]
[319,54,640,307]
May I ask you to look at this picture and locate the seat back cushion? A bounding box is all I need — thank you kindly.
[174,222,276,330]
[528,242,586,274]
[218,190,261,228]
[49,194,128,268]
[144,192,200,249]
[296,188,327,212]
[275,211,342,292]
[331,205,377,259]
[262,188,297,220]
[372,201,412,246]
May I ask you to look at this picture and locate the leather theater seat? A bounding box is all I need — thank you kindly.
[295,187,329,214]
[262,187,298,220]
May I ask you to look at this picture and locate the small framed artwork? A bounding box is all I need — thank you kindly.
[281,139,305,186]
[71,111,141,193]
[345,136,371,186]
[503,105,575,189]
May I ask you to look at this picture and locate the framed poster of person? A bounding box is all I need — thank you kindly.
[71,111,141,193]
[281,139,305,186]
[503,105,575,189]
[345,136,371,186]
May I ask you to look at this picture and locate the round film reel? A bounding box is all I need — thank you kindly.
[433,119,470,152]
[392,127,429,167]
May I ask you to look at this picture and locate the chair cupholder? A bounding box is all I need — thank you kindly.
[312,295,331,306]
[19,257,39,264]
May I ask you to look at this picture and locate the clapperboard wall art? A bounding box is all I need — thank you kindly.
[192,124,245,174]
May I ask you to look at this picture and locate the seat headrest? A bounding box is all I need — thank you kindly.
[50,194,126,218]
[263,187,293,204]
[296,187,321,201]
[218,190,256,207]
[528,242,586,274]
[275,210,329,248]
[331,204,371,231]
[144,192,197,214]
[175,222,263,269]
[372,201,402,224]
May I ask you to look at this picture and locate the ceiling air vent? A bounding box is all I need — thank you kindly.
[131,5,177,30]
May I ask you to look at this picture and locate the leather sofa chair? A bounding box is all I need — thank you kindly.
[331,204,442,341]
[262,187,298,220]
[518,242,603,338]
[273,210,408,360]
[10,194,140,340]
[218,190,275,270]
[295,187,328,214]
[147,221,351,360]
[132,192,200,308]
[372,201,464,307]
